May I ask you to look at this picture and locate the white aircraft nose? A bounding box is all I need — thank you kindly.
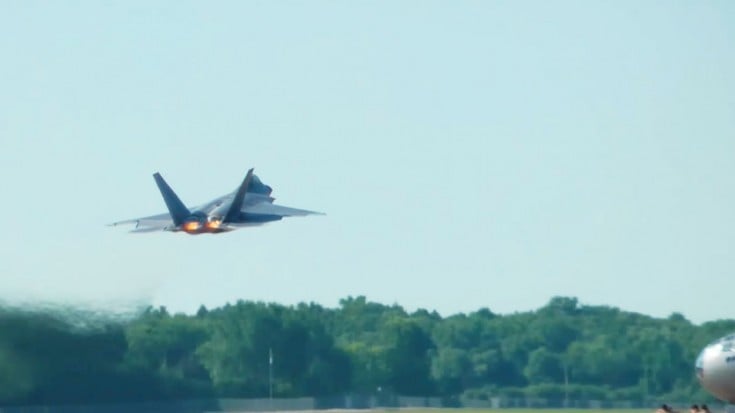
[697,335,735,403]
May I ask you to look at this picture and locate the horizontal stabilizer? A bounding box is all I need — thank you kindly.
[129,226,165,233]
[243,202,325,217]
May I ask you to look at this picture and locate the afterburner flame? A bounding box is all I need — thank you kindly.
[205,220,222,230]
[182,221,202,232]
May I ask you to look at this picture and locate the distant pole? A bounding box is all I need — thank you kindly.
[560,353,572,407]
[269,347,274,404]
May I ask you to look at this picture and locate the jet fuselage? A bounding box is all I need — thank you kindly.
[697,333,735,402]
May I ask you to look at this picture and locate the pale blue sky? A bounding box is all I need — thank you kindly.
[1,1,733,323]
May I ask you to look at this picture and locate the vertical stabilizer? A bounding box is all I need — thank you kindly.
[153,172,190,226]
[223,168,254,223]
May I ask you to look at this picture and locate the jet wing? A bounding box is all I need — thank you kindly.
[108,212,173,232]
[242,203,324,217]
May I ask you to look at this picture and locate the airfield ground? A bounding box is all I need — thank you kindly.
[218,409,673,413]
[334,409,658,413]
[248,409,660,413]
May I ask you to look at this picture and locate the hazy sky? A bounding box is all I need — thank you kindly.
[1,1,733,324]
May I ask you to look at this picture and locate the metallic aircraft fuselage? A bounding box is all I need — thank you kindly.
[697,333,735,402]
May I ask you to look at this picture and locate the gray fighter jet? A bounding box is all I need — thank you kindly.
[110,169,323,234]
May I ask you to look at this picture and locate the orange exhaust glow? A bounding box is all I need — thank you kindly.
[205,220,222,230]
[182,221,202,232]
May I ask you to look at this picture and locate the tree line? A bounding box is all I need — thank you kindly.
[0,296,732,406]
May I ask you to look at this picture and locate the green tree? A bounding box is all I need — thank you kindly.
[384,319,436,395]
[524,347,563,384]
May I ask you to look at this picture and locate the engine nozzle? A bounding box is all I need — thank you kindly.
[182,220,203,233]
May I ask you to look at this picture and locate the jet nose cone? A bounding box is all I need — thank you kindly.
[696,334,735,403]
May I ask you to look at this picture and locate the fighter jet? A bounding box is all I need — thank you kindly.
[696,332,735,402]
[109,169,323,234]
